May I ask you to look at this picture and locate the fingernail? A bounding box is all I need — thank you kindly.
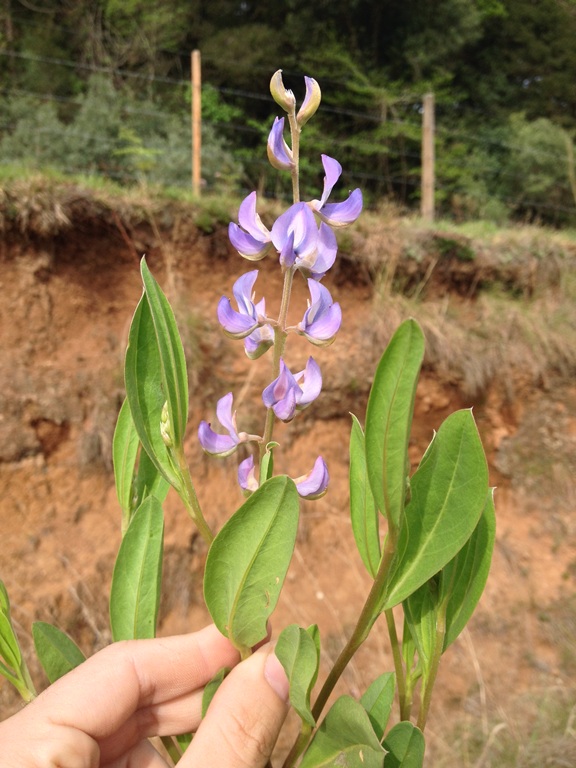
[264,651,290,703]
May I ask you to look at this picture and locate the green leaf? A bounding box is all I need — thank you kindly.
[275,624,320,726]
[140,258,189,448]
[350,414,381,577]
[360,672,396,741]
[300,695,386,768]
[125,292,180,487]
[113,399,170,531]
[201,666,230,718]
[32,622,85,683]
[109,496,164,641]
[381,409,489,610]
[365,319,425,530]
[0,580,22,673]
[113,398,141,518]
[441,489,496,650]
[132,444,171,511]
[383,722,425,767]
[204,476,299,653]
[403,579,440,680]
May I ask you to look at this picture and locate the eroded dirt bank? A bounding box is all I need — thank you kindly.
[1,195,575,761]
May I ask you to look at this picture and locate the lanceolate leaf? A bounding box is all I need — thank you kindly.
[0,580,21,674]
[360,672,396,741]
[113,397,140,518]
[403,579,440,680]
[132,445,171,512]
[275,624,320,726]
[125,292,180,487]
[32,622,86,683]
[201,666,230,718]
[110,496,164,641]
[441,489,496,650]
[204,476,299,653]
[383,722,425,768]
[350,414,381,577]
[365,319,425,530]
[300,696,386,768]
[140,258,189,448]
[381,409,488,611]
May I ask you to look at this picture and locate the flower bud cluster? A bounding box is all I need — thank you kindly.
[198,70,362,500]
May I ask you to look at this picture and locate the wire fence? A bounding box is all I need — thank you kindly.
[0,47,575,221]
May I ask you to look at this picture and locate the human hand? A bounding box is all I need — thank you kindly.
[0,624,290,767]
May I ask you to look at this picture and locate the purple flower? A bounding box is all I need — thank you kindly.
[217,270,265,339]
[198,393,245,457]
[271,203,337,279]
[228,192,272,260]
[244,314,274,360]
[267,117,294,171]
[309,155,363,227]
[238,454,329,500]
[298,280,342,346]
[262,357,322,422]
[238,455,259,495]
[294,456,330,499]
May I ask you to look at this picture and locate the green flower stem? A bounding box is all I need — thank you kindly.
[384,607,410,721]
[287,111,301,203]
[281,723,312,768]
[416,600,447,731]
[175,448,214,546]
[261,265,295,456]
[283,535,398,768]
[161,735,182,765]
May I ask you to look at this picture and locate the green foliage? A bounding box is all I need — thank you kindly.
[204,476,299,654]
[276,624,321,727]
[32,623,85,684]
[109,496,164,641]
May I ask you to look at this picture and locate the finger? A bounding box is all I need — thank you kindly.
[183,646,289,768]
[105,738,170,768]
[22,626,239,740]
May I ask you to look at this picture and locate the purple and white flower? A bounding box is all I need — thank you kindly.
[293,456,330,499]
[238,454,329,499]
[267,117,294,171]
[198,393,247,457]
[262,357,322,422]
[217,270,266,340]
[309,154,363,228]
[271,203,337,280]
[228,192,272,260]
[297,76,321,127]
[298,279,342,346]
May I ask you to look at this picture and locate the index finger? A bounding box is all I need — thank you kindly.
[24,625,240,739]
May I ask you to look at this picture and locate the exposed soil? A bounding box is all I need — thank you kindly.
[1,199,575,762]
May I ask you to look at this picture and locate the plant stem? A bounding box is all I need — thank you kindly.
[283,536,398,768]
[176,449,214,545]
[416,602,447,731]
[161,735,182,764]
[384,608,411,720]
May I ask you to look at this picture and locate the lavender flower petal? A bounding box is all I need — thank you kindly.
[229,192,271,260]
[267,116,294,171]
[318,155,343,207]
[314,188,364,228]
[294,357,322,408]
[197,422,238,456]
[295,456,329,499]
[262,359,300,422]
[238,455,259,494]
[272,203,318,269]
[300,280,342,346]
[306,223,338,280]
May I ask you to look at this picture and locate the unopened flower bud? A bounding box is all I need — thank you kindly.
[297,77,321,127]
[160,401,173,448]
[270,70,296,113]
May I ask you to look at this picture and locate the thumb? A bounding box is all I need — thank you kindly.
[184,645,289,768]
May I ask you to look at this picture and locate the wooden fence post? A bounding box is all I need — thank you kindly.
[421,92,435,222]
[191,49,201,197]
